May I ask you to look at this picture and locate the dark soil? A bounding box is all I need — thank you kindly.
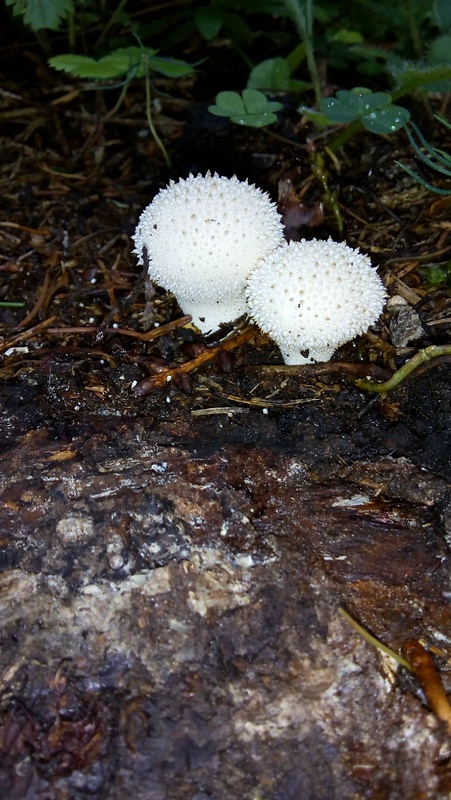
[1,14,451,800]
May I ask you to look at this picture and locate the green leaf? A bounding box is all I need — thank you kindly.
[392,61,451,95]
[209,91,247,117]
[285,42,306,73]
[5,0,27,12]
[287,78,312,92]
[194,6,223,40]
[298,105,331,128]
[231,112,280,127]
[321,87,388,122]
[320,87,410,135]
[434,0,451,33]
[348,44,394,64]
[320,97,358,123]
[231,0,287,11]
[6,0,73,30]
[423,80,451,91]
[49,53,132,79]
[428,35,451,65]
[247,57,291,91]
[147,55,195,78]
[242,88,281,113]
[49,47,194,81]
[230,0,287,12]
[222,13,253,46]
[49,47,150,80]
[339,88,392,115]
[330,29,364,45]
[420,262,451,286]
[109,46,148,77]
[209,90,282,127]
[320,86,389,123]
[361,104,410,134]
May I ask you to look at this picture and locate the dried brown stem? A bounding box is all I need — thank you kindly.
[402,638,451,733]
[133,326,255,395]
[45,315,193,342]
[0,317,57,354]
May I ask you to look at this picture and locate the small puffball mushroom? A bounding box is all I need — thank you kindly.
[246,238,386,365]
[133,172,284,333]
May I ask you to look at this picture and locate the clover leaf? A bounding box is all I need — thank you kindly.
[208,89,282,127]
[320,87,410,134]
[361,104,410,134]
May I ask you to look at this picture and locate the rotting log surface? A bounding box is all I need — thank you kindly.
[0,400,450,800]
[1,45,451,798]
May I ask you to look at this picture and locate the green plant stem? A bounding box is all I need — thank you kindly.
[95,0,129,49]
[401,0,422,58]
[310,150,343,235]
[104,82,129,118]
[144,74,171,168]
[405,121,451,175]
[394,117,451,195]
[327,119,363,153]
[234,41,254,70]
[393,161,451,195]
[339,608,411,670]
[35,29,51,55]
[67,11,76,51]
[284,0,322,106]
[355,345,451,393]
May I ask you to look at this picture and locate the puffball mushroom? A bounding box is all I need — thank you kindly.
[246,238,386,365]
[133,172,284,333]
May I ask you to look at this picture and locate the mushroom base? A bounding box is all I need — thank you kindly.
[180,297,248,334]
[281,343,336,365]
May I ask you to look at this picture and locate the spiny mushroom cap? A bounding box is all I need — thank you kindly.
[246,238,386,365]
[133,172,284,332]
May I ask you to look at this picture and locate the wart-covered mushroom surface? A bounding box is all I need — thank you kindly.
[133,172,284,333]
[246,237,387,364]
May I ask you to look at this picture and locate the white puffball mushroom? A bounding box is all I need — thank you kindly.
[133,172,284,333]
[246,238,386,365]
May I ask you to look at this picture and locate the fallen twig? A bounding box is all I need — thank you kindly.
[0,317,57,354]
[45,315,192,342]
[133,326,255,395]
[402,638,451,734]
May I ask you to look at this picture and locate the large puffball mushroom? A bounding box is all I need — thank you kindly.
[246,237,386,365]
[133,172,284,333]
